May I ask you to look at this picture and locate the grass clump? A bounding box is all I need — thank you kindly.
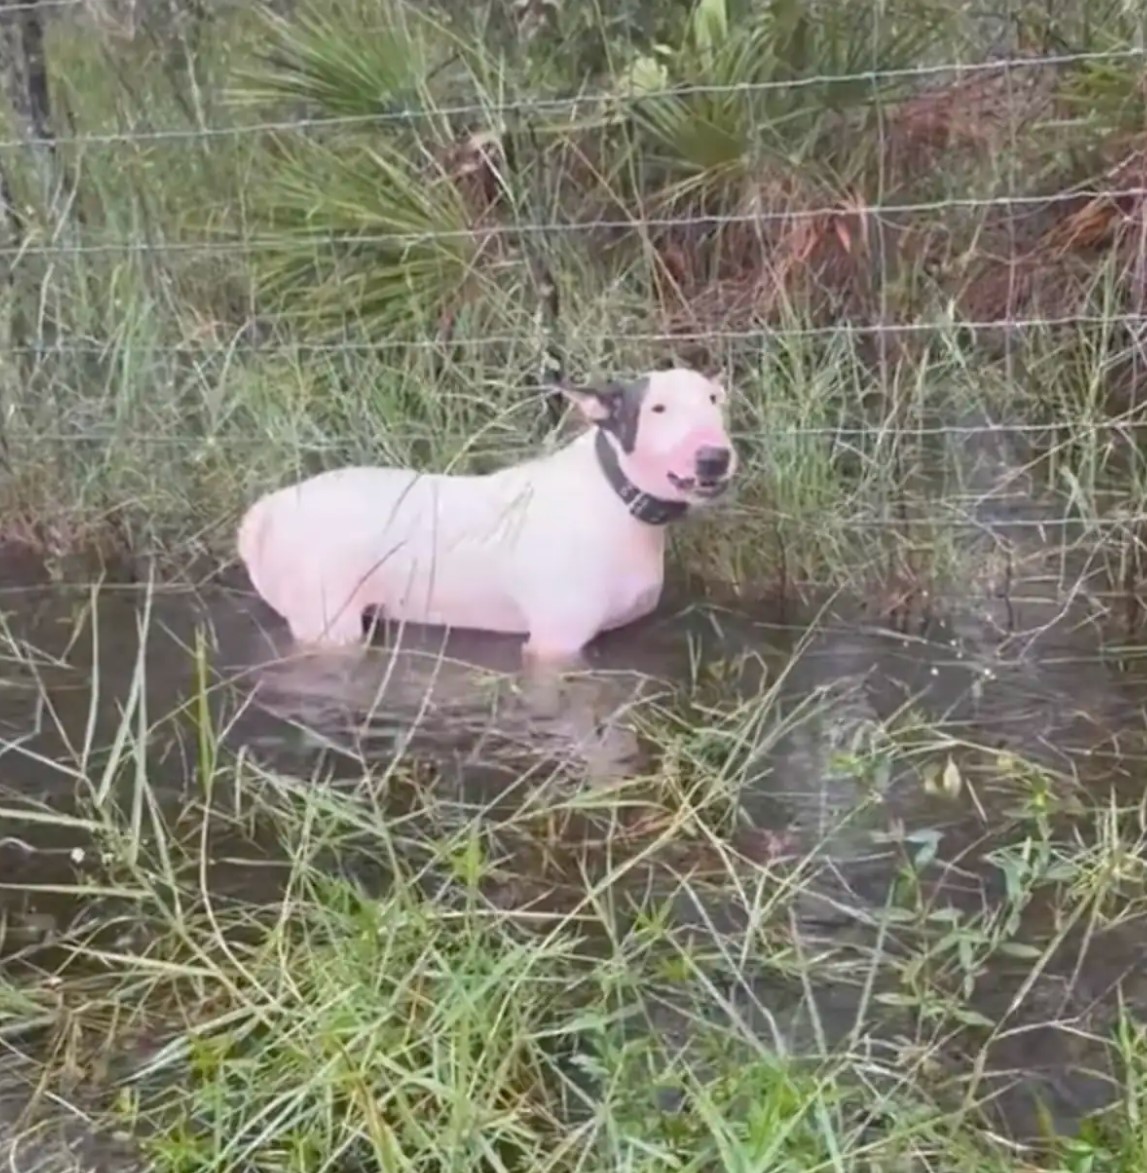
[130,876,585,1169]
[0,0,1147,1168]
[0,0,1139,615]
[0,596,1146,1170]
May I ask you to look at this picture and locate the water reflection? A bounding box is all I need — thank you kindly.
[0,550,1144,1161]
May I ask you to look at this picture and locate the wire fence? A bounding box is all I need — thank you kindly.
[0,44,1139,149]
[2,29,1147,1173]
[0,0,1146,622]
[2,314,1146,352]
[2,188,1147,254]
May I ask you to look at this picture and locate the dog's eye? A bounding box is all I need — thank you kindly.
[651,404,666,414]
[710,394,717,404]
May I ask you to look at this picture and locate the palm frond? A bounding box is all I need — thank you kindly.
[628,0,962,198]
[233,0,442,123]
[256,139,487,339]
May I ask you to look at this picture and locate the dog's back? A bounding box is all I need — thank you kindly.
[237,459,562,639]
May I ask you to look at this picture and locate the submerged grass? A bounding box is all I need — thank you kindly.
[0,587,1146,1170]
[0,0,1146,1170]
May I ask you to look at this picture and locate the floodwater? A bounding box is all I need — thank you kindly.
[2,420,1147,1168]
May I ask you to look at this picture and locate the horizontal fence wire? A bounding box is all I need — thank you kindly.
[13,422,1144,441]
[0,46,1143,149]
[0,0,87,12]
[0,510,1141,533]
[3,187,1147,255]
[19,418,1147,441]
[0,13,1145,592]
[7,316,1147,354]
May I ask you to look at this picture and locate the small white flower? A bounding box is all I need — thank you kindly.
[70,847,85,865]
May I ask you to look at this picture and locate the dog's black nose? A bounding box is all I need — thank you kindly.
[695,446,731,480]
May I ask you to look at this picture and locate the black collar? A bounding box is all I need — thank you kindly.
[594,427,689,526]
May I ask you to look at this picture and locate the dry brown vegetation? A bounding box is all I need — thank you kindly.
[644,62,1146,363]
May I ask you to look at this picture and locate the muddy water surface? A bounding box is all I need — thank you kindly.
[0,506,1146,1167]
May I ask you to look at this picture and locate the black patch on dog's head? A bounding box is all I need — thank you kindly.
[594,376,650,454]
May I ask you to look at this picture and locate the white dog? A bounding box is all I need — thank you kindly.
[237,369,737,665]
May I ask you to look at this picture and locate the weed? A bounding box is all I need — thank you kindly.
[0,585,1143,1169]
[0,0,1145,1169]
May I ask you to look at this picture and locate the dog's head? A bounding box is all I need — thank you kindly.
[564,368,737,506]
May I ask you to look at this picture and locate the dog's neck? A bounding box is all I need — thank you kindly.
[593,428,689,526]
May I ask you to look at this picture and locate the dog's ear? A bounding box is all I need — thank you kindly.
[561,383,623,425]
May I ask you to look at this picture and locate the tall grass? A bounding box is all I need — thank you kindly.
[0,4,1145,1170]
[0,585,1145,1170]
[0,0,1138,612]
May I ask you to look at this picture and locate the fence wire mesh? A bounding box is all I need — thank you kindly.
[5,8,1147,1172]
[0,0,1144,626]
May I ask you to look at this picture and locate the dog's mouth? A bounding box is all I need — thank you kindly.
[668,472,730,499]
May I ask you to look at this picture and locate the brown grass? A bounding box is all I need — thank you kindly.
[639,60,1147,383]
